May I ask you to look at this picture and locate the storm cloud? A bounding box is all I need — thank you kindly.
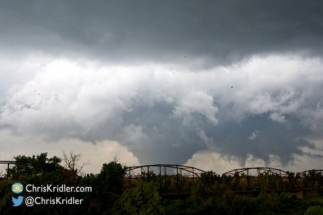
[0,1,323,172]
[1,1,323,66]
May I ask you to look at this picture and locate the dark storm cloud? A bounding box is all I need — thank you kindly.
[1,0,323,66]
[1,56,323,166]
[196,114,314,166]
[1,1,323,168]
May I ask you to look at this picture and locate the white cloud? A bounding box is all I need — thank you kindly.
[184,150,323,174]
[248,130,261,140]
[1,54,323,165]
[173,91,218,126]
[2,55,323,135]
[269,112,286,123]
[0,129,140,174]
[196,128,216,148]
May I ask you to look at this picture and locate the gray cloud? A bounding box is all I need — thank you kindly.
[0,1,323,67]
[1,56,322,165]
[1,1,323,169]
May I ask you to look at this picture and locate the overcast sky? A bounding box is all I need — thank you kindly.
[0,1,323,174]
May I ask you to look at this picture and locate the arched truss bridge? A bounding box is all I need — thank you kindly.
[125,164,206,195]
[299,169,323,177]
[220,167,301,192]
[297,169,323,191]
[222,167,290,177]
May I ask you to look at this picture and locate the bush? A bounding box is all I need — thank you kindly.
[304,205,323,215]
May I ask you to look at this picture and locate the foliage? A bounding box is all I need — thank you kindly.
[1,153,128,215]
[79,158,126,215]
[97,159,126,196]
[0,180,15,214]
[9,153,63,182]
[141,171,157,183]
[304,205,323,215]
[200,171,220,185]
[1,152,323,214]
[113,181,164,215]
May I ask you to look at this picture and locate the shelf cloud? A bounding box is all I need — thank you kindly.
[0,1,323,172]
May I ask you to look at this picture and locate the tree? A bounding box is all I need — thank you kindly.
[97,158,126,195]
[200,171,220,185]
[79,158,127,215]
[113,181,164,215]
[62,151,90,185]
[62,150,90,176]
[4,153,74,215]
[304,205,323,215]
[9,153,63,183]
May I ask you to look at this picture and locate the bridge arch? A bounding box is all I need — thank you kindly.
[222,167,290,177]
[221,167,300,192]
[125,164,206,195]
[299,169,323,177]
[298,169,323,191]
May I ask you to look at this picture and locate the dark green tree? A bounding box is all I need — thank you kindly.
[304,205,323,215]
[200,171,220,186]
[79,159,126,215]
[9,153,63,184]
[113,181,164,215]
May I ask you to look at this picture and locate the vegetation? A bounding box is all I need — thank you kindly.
[113,181,164,215]
[0,152,323,214]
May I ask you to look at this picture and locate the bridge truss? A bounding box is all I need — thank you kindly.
[125,164,206,195]
[297,169,323,191]
[221,167,301,192]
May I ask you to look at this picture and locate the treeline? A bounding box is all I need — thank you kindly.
[0,152,323,214]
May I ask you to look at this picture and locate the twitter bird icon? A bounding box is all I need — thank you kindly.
[12,196,24,207]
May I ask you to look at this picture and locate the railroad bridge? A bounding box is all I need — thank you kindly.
[221,167,303,198]
[124,164,206,197]
[1,161,322,199]
[124,165,323,198]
